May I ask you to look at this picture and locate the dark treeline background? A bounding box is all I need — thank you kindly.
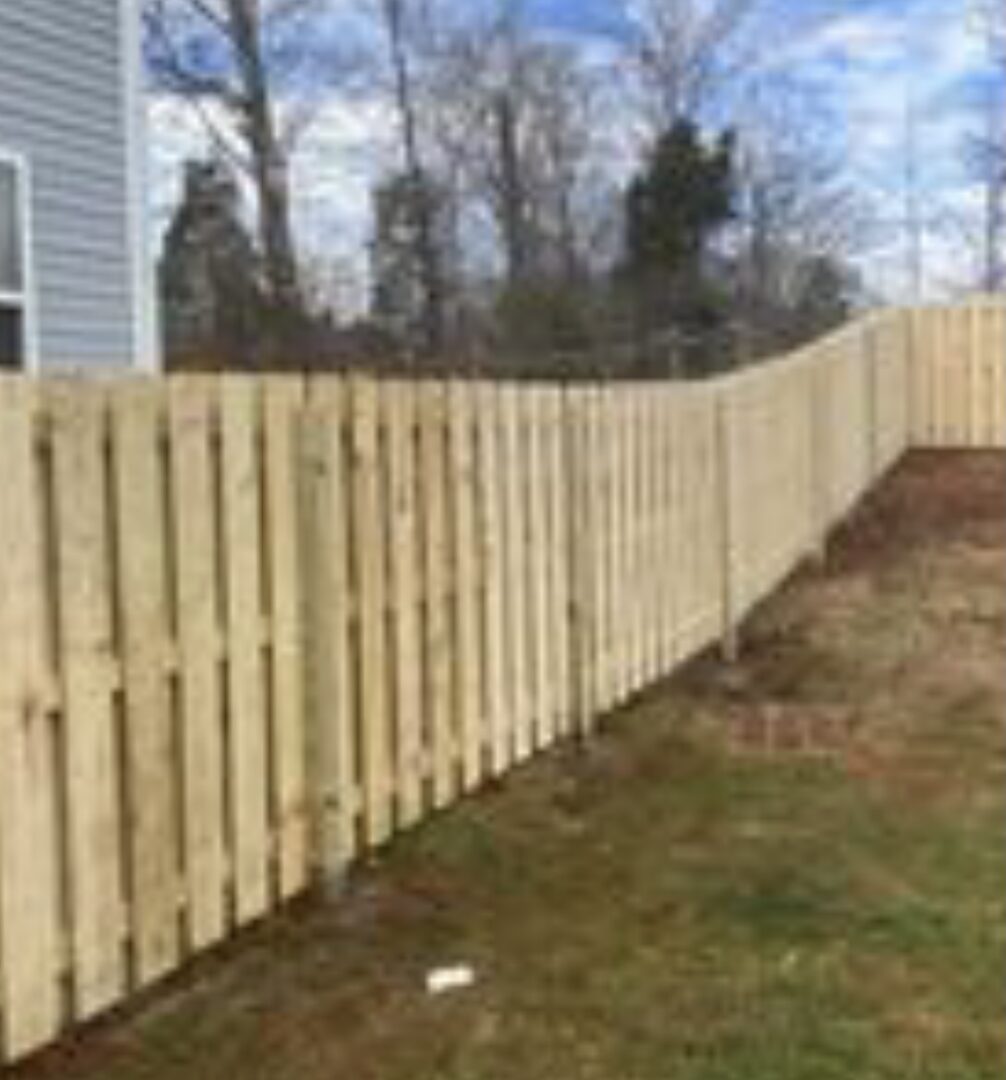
[145,0,1004,379]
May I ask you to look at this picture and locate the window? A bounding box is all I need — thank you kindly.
[0,154,31,369]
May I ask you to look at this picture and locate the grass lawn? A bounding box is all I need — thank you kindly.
[18,452,1005,1080]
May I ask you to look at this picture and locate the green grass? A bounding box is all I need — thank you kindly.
[20,457,1006,1080]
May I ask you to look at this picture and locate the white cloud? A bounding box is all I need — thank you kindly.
[146,0,993,311]
[783,0,990,300]
[148,89,395,316]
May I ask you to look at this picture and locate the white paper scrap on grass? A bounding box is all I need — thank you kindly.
[425,965,476,995]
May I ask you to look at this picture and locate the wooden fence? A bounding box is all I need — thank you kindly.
[910,298,1006,446]
[0,298,1001,1062]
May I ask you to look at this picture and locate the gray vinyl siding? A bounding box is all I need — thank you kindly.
[0,0,137,369]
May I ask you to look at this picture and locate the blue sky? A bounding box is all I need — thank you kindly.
[527,0,632,37]
[149,0,996,305]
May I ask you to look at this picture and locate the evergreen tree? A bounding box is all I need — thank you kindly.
[159,159,265,368]
[369,170,454,359]
[624,120,736,372]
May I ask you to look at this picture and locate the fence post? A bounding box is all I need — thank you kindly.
[715,385,739,664]
[807,354,829,565]
[563,385,593,737]
[0,378,62,1057]
[906,306,921,446]
[867,318,882,482]
[299,377,353,899]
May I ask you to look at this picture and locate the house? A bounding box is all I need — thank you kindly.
[0,0,158,372]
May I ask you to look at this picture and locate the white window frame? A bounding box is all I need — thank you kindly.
[121,0,161,371]
[0,148,39,372]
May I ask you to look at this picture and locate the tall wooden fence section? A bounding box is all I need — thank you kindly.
[910,298,1006,447]
[0,299,1001,1063]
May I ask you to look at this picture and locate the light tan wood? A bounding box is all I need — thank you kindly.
[263,377,310,898]
[385,381,424,825]
[526,387,552,749]
[665,390,682,665]
[419,383,455,805]
[0,377,62,1056]
[715,386,739,661]
[564,387,590,730]
[617,390,633,699]
[975,303,990,446]
[111,381,180,986]
[220,376,270,924]
[915,310,932,444]
[0,299,1001,1066]
[448,380,483,790]
[588,389,605,712]
[938,309,952,444]
[350,377,394,847]
[476,383,510,772]
[923,310,938,443]
[583,388,604,725]
[622,390,637,697]
[596,387,615,712]
[669,387,686,661]
[50,379,125,1018]
[168,376,227,951]
[993,304,1006,446]
[644,389,661,683]
[641,390,656,682]
[980,302,994,445]
[606,388,619,705]
[546,387,571,736]
[302,378,358,877]
[623,389,638,692]
[656,387,673,672]
[502,385,531,760]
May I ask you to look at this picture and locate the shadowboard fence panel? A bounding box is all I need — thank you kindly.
[910,298,1006,447]
[0,299,1002,1063]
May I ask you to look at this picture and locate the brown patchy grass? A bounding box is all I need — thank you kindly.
[14,452,1006,1080]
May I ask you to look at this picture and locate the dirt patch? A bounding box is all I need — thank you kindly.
[827,450,1005,572]
[725,702,857,756]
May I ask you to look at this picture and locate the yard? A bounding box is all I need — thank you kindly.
[16,451,1004,1080]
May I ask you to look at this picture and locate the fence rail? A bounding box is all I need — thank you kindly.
[0,298,1001,1062]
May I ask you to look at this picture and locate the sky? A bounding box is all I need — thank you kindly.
[148,0,997,310]
[779,0,993,297]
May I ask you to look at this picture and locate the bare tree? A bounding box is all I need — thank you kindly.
[965,0,1006,291]
[360,0,605,360]
[371,0,450,355]
[730,81,869,351]
[146,0,345,356]
[618,0,761,130]
[431,2,601,287]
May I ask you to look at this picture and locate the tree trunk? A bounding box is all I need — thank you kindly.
[225,0,303,359]
[383,0,445,358]
[496,92,533,288]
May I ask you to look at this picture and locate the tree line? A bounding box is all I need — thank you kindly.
[147,0,1003,378]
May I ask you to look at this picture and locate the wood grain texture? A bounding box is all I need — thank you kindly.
[419,383,456,806]
[351,378,394,847]
[111,380,179,986]
[386,381,424,826]
[476,383,510,773]
[0,299,998,1066]
[50,379,125,1019]
[263,377,310,897]
[0,377,62,1056]
[220,377,270,925]
[448,381,483,790]
[302,379,358,876]
[168,376,227,951]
